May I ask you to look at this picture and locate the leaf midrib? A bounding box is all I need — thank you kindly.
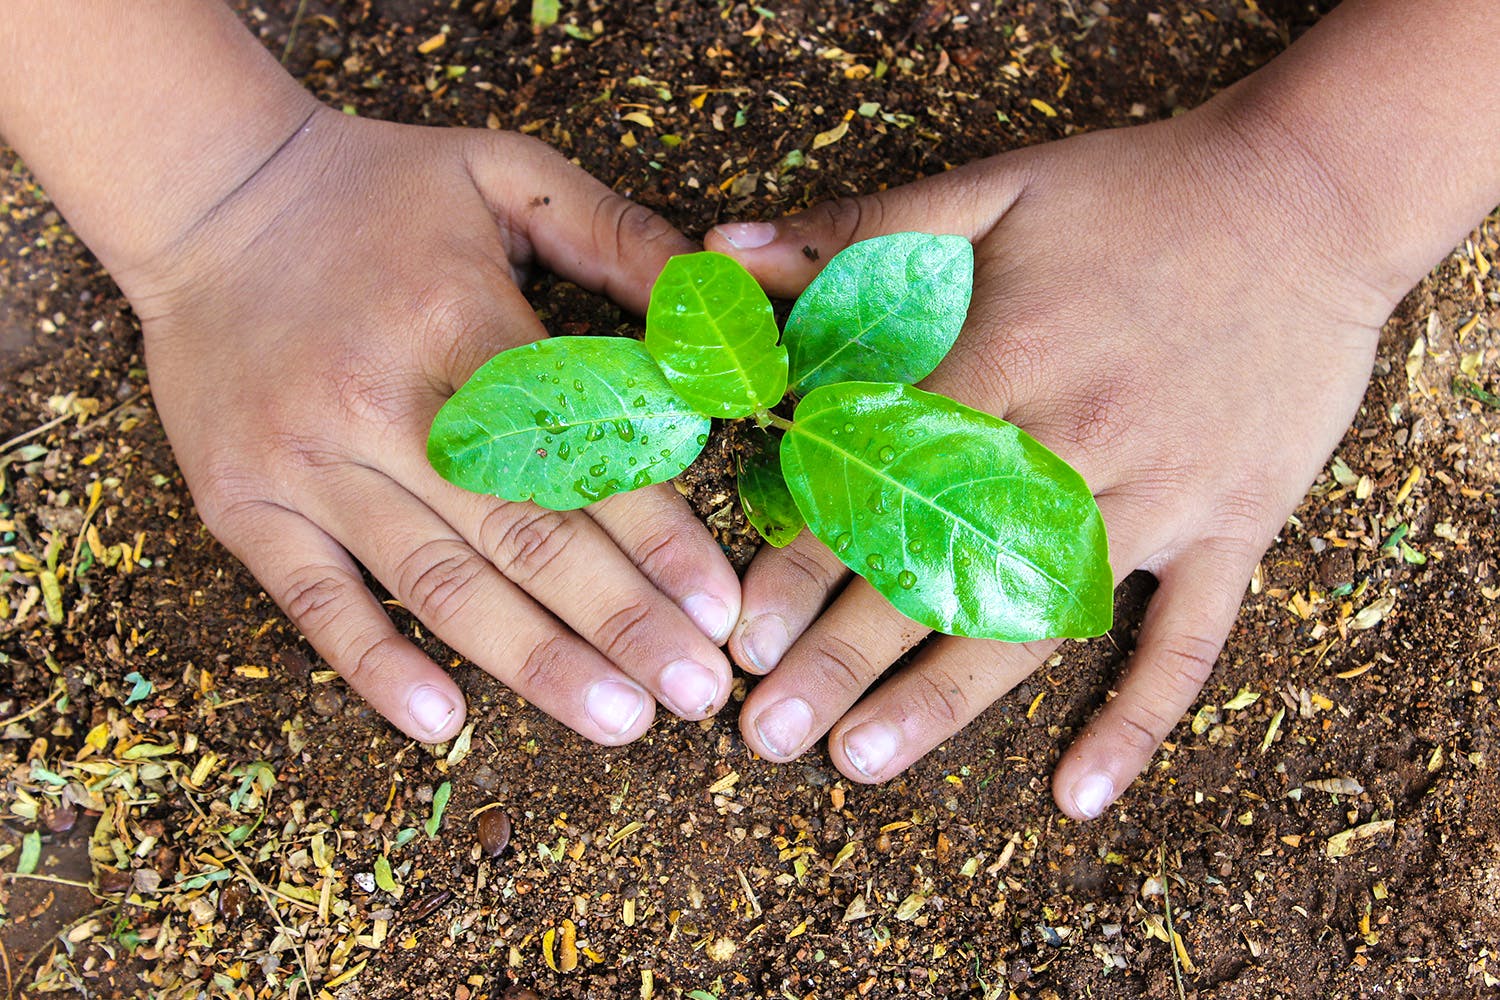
[679,276,763,407]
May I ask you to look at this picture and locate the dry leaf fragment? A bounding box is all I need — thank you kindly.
[811,118,849,149]
[1406,329,1427,383]
[621,111,655,128]
[1350,595,1396,631]
[842,895,871,922]
[1326,819,1395,858]
[894,892,928,921]
[417,32,447,54]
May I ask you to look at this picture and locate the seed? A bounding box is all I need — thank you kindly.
[476,808,512,857]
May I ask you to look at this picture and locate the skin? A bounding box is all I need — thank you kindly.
[1,1,742,745]
[707,0,1500,819]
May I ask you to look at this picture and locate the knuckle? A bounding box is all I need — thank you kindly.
[281,567,352,633]
[482,504,578,587]
[815,196,883,248]
[1113,709,1166,757]
[1154,632,1222,691]
[601,199,679,261]
[812,634,876,693]
[594,600,655,663]
[345,631,407,690]
[395,539,487,629]
[513,634,572,695]
[628,528,684,583]
[776,544,844,597]
[907,668,969,729]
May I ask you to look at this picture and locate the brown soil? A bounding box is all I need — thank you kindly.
[3,2,1499,999]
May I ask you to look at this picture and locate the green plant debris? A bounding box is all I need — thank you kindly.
[425,781,451,837]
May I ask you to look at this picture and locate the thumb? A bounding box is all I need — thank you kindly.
[471,132,696,315]
[704,158,1028,298]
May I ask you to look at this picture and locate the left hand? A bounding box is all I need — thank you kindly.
[705,102,1398,818]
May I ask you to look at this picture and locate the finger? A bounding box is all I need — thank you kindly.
[296,471,664,743]
[587,483,742,645]
[703,158,1030,298]
[829,634,1061,782]
[1051,540,1258,820]
[469,132,695,314]
[386,464,734,722]
[729,528,851,675]
[793,494,1155,782]
[739,581,929,762]
[210,498,467,743]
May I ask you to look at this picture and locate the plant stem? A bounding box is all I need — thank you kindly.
[754,409,794,432]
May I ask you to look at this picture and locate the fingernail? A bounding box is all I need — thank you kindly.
[843,722,900,779]
[714,221,777,250]
[682,593,732,644]
[659,659,721,718]
[1070,773,1115,820]
[742,614,790,673]
[585,679,648,737]
[754,697,814,759]
[409,685,459,739]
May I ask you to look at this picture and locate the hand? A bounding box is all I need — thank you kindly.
[120,108,741,744]
[706,102,1399,817]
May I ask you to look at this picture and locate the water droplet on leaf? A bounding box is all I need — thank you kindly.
[833,533,852,553]
[897,570,917,589]
[585,424,606,442]
[877,446,896,463]
[866,553,885,572]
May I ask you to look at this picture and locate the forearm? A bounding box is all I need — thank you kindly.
[0,0,317,279]
[1195,0,1500,302]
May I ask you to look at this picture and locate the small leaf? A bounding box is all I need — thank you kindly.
[645,252,787,418]
[784,233,972,393]
[374,855,399,893]
[425,781,451,838]
[1222,689,1261,711]
[737,431,804,547]
[782,382,1112,640]
[428,337,709,511]
[530,0,559,30]
[121,671,153,706]
[18,830,41,876]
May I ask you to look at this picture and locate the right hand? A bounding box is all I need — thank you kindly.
[118,108,741,745]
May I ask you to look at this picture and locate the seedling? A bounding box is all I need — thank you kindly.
[428,233,1112,641]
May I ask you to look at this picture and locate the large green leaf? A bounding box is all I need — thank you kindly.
[785,233,973,394]
[737,430,804,548]
[645,252,788,418]
[781,382,1112,640]
[428,337,710,511]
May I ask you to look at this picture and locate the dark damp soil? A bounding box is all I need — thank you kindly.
[3,2,1499,998]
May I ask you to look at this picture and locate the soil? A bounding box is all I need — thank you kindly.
[3,2,1499,999]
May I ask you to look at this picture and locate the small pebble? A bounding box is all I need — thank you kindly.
[310,686,344,717]
[43,801,77,834]
[476,807,513,857]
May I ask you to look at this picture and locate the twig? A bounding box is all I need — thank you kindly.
[1160,845,1187,1000]
[0,412,73,458]
[0,873,96,890]
[281,0,311,64]
[2,935,14,1000]
[0,687,62,729]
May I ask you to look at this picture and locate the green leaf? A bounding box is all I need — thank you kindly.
[645,252,787,418]
[425,781,451,838]
[530,0,560,31]
[737,431,804,548]
[781,382,1112,640]
[784,233,973,393]
[17,830,41,876]
[374,854,399,893]
[121,671,153,706]
[428,337,710,511]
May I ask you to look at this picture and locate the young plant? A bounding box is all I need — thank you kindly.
[428,233,1112,641]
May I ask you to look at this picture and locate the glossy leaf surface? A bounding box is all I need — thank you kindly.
[645,252,787,418]
[785,233,973,393]
[428,337,709,511]
[781,382,1112,640]
[737,430,804,548]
